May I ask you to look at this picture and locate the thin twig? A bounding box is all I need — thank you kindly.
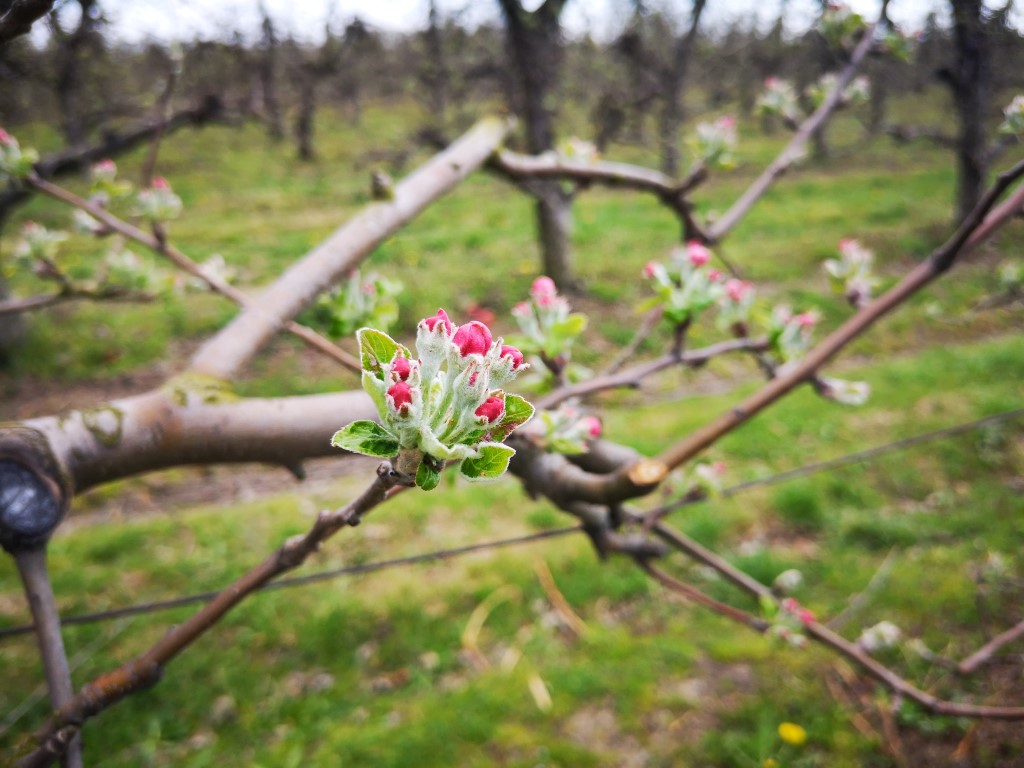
[14,549,82,768]
[601,306,663,376]
[19,462,407,768]
[650,521,1024,719]
[27,175,362,374]
[958,619,1024,675]
[707,23,877,243]
[538,336,767,410]
[827,548,899,631]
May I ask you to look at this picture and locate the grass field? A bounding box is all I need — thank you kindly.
[1,92,1023,766]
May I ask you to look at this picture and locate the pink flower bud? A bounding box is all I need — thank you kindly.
[686,241,711,267]
[0,128,11,144]
[713,461,727,475]
[838,237,856,253]
[795,311,819,328]
[94,158,116,174]
[782,598,800,614]
[718,115,736,130]
[708,269,723,282]
[725,278,751,303]
[152,176,171,190]
[500,344,525,369]
[511,301,532,319]
[799,609,816,627]
[582,416,602,438]
[386,381,414,414]
[643,261,661,279]
[391,356,412,381]
[362,281,376,295]
[765,77,779,88]
[475,395,505,423]
[421,308,453,334]
[453,321,492,357]
[531,276,558,300]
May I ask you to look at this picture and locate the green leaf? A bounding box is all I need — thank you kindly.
[331,420,399,458]
[548,313,587,342]
[489,393,535,441]
[356,328,406,379]
[460,443,515,480]
[416,460,442,490]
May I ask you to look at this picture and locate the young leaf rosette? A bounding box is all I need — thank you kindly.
[331,309,534,490]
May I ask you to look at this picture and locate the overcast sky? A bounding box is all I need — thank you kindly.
[38,0,1020,45]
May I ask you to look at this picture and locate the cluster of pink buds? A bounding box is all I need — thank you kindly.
[333,309,534,489]
[315,269,402,339]
[823,238,878,308]
[690,115,738,170]
[0,128,38,182]
[134,176,183,222]
[510,276,587,371]
[522,401,602,455]
[755,79,800,123]
[642,241,729,326]
[1000,94,1024,136]
[764,595,815,649]
[13,221,68,272]
[768,305,820,364]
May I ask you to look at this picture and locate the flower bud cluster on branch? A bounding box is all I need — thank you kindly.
[332,310,534,489]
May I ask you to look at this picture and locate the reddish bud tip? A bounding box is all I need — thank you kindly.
[583,416,602,438]
[386,381,414,413]
[708,269,723,282]
[511,301,532,318]
[391,356,412,381]
[799,609,816,627]
[725,278,751,303]
[453,321,492,357]
[421,308,453,334]
[531,276,557,299]
[687,241,711,267]
[795,311,818,328]
[643,261,660,279]
[719,115,737,129]
[0,128,11,144]
[500,345,525,369]
[152,176,171,190]
[475,395,505,423]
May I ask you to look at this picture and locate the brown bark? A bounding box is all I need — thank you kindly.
[497,0,575,286]
[948,0,990,222]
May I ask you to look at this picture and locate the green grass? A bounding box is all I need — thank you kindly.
[1,92,1023,765]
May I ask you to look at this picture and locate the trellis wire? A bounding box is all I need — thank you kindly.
[0,406,1020,642]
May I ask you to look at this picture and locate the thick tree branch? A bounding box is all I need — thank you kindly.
[19,462,405,768]
[649,159,1024,474]
[0,0,56,45]
[189,115,513,380]
[707,23,877,242]
[23,388,377,494]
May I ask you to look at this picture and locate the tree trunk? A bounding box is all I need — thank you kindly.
[949,0,989,222]
[535,184,574,287]
[259,6,284,141]
[295,74,316,161]
[0,224,26,368]
[498,0,573,286]
[657,0,707,177]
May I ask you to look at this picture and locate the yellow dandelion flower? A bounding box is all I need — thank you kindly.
[778,721,807,746]
[763,759,780,768]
